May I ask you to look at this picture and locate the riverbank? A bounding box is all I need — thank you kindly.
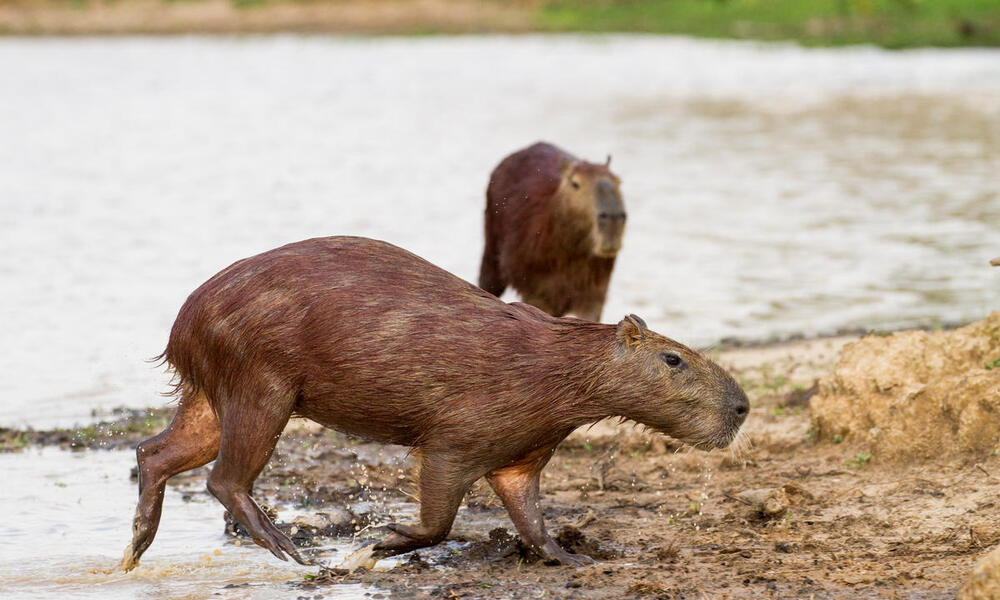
[6,330,998,599]
[2,0,998,47]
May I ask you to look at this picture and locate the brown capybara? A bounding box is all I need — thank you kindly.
[478,142,626,322]
[122,236,748,571]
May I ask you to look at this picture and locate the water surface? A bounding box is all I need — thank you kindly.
[2,35,998,428]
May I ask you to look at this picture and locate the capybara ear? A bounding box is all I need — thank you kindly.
[558,155,578,176]
[616,314,647,349]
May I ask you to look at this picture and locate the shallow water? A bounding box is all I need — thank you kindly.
[0,448,373,599]
[2,35,999,428]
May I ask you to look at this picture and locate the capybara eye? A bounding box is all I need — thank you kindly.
[570,180,580,189]
[661,352,683,368]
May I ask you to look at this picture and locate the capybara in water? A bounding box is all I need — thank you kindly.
[478,142,626,322]
[122,236,748,570]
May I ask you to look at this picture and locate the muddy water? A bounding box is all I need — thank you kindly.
[0,449,369,599]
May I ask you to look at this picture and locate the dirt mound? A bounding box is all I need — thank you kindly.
[810,313,1000,460]
[960,544,1000,600]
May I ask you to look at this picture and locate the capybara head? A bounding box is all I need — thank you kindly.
[559,157,626,258]
[611,314,749,449]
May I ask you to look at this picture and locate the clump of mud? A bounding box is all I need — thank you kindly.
[960,544,1000,600]
[810,312,1000,459]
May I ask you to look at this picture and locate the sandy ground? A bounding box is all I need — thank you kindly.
[0,0,535,35]
[5,333,998,599]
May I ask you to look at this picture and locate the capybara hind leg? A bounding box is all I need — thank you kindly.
[488,447,595,566]
[206,401,305,565]
[122,393,220,572]
[373,453,474,557]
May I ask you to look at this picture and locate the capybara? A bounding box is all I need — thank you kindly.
[478,142,626,322]
[122,236,748,570]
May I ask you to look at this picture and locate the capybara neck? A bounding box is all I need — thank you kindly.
[513,320,650,429]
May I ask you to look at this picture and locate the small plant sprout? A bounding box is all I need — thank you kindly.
[846,452,873,469]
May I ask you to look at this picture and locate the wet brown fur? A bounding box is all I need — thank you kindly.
[479,142,625,322]
[122,236,747,571]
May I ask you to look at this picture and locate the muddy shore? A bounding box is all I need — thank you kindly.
[6,333,998,599]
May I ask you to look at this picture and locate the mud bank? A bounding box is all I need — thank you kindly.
[811,312,1000,459]
[10,331,1000,599]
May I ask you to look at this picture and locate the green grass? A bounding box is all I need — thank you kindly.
[537,0,1000,48]
[846,451,873,468]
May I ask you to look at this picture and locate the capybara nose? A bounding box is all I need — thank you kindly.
[598,211,627,223]
[728,390,750,422]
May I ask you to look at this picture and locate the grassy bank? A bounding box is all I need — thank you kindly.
[1,0,998,46]
[539,0,1000,48]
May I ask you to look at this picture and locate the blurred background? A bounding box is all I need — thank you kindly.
[2,8,998,427]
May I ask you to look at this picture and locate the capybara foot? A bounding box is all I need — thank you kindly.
[536,540,597,566]
[541,549,597,567]
[253,528,308,565]
[121,520,154,572]
[121,543,140,572]
[371,524,442,557]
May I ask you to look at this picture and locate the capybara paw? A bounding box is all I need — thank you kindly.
[543,551,597,567]
[120,544,139,572]
[373,529,430,557]
[384,522,423,541]
[252,530,306,565]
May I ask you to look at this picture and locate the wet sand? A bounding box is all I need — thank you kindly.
[6,332,996,599]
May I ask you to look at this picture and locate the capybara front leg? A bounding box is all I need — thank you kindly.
[572,304,603,323]
[122,392,220,572]
[373,453,474,557]
[477,241,507,297]
[206,401,305,565]
[487,448,595,566]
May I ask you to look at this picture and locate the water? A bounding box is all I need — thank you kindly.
[0,449,365,599]
[2,35,998,428]
[1,30,998,600]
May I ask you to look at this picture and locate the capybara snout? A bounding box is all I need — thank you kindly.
[591,176,626,257]
[613,314,749,449]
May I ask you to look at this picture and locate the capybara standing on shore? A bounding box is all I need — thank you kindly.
[479,142,626,322]
[122,236,748,571]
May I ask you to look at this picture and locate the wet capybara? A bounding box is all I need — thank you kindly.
[478,142,626,322]
[122,236,748,570]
